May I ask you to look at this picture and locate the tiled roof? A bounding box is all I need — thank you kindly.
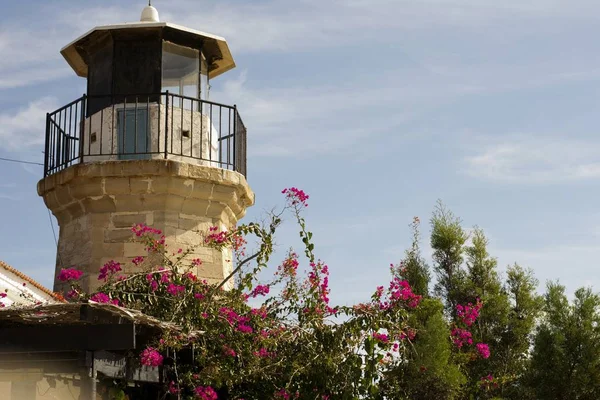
[0,260,65,302]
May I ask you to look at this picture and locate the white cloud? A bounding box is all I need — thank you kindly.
[0,97,59,150]
[462,135,600,183]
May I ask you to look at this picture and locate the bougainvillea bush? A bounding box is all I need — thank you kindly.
[58,189,492,399]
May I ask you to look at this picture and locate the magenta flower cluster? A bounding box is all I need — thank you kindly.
[167,283,186,296]
[219,307,253,334]
[377,277,422,310]
[140,347,164,367]
[456,299,482,326]
[132,223,162,237]
[250,284,270,298]
[98,260,122,281]
[282,187,309,207]
[452,300,492,360]
[476,343,490,359]
[274,388,300,399]
[278,253,299,277]
[194,386,218,400]
[90,292,119,306]
[205,226,228,246]
[373,332,390,344]
[451,328,473,348]
[57,268,83,282]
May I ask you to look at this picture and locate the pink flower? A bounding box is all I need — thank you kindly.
[253,348,272,358]
[194,386,218,400]
[476,343,491,359]
[451,328,473,348]
[223,346,236,357]
[373,332,389,344]
[169,381,180,394]
[98,260,122,281]
[237,324,253,334]
[132,256,145,266]
[192,258,203,267]
[278,253,300,277]
[167,284,185,296]
[57,268,83,282]
[282,187,309,207]
[140,347,163,367]
[456,299,483,327]
[90,292,111,304]
[131,223,162,237]
[250,284,270,298]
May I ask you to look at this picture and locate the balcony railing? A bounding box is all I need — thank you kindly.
[43,92,247,178]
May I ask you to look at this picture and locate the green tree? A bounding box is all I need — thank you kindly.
[430,205,541,399]
[384,298,465,400]
[528,283,600,399]
[397,216,430,297]
[430,202,469,315]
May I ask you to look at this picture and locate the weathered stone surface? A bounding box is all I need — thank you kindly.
[69,179,104,198]
[104,177,130,195]
[129,179,149,195]
[82,196,117,213]
[112,213,146,228]
[105,228,135,243]
[124,242,146,258]
[38,160,255,292]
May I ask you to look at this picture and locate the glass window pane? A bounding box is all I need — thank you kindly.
[162,41,199,106]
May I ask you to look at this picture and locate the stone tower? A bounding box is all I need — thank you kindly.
[38,5,254,292]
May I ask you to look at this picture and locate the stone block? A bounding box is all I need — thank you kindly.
[153,211,180,228]
[65,202,85,220]
[211,185,237,204]
[76,163,101,178]
[165,195,185,212]
[112,213,147,228]
[42,192,60,211]
[199,261,227,279]
[105,228,135,243]
[130,178,151,194]
[164,178,194,198]
[89,213,111,228]
[149,177,169,194]
[54,185,74,206]
[124,242,146,258]
[190,182,214,200]
[176,229,202,246]
[99,162,124,177]
[104,177,130,195]
[69,179,104,199]
[178,216,205,231]
[82,196,117,213]
[100,242,125,258]
[180,198,210,216]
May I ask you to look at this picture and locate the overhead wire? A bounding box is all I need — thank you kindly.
[0,156,43,166]
[0,155,64,268]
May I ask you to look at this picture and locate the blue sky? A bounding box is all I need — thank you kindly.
[2,0,600,304]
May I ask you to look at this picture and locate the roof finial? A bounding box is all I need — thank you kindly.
[141,2,159,22]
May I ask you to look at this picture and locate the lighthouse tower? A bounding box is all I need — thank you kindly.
[38,5,254,292]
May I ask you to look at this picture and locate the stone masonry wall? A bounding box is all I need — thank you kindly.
[38,160,253,293]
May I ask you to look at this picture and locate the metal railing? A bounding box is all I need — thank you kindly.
[43,92,247,177]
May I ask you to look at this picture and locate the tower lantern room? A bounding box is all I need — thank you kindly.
[61,5,235,115]
[38,5,253,293]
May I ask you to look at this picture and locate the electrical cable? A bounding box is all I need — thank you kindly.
[0,156,43,166]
